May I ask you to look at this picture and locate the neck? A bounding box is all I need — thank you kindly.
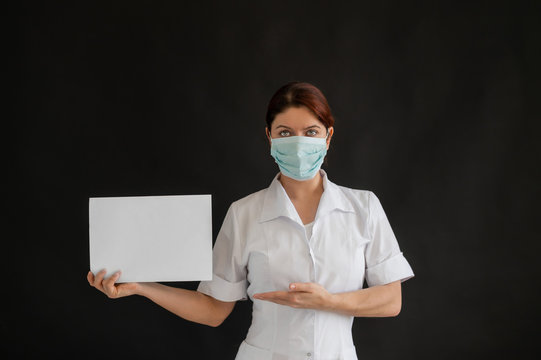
[279,172,324,200]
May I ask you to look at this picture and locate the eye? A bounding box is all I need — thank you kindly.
[306,129,318,136]
[279,130,291,137]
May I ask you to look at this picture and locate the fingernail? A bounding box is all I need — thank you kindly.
[290,284,296,289]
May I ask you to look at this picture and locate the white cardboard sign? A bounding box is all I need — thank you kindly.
[89,194,212,283]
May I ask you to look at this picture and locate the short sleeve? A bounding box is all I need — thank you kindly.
[364,192,415,287]
[197,203,248,301]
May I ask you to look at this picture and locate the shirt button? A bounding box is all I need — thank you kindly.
[307,353,312,357]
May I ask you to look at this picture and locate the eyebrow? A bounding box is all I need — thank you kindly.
[275,125,323,130]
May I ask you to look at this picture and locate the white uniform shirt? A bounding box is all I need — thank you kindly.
[197,170,414,360]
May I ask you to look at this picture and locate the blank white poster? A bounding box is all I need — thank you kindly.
[89,194,212,283]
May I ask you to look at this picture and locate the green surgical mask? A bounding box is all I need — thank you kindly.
[270,135,328,181]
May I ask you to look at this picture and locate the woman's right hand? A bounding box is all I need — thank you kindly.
[87,270,140,299]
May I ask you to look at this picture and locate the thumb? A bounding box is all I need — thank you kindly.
[289,282,312,292]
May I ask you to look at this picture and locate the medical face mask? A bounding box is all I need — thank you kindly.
[270,135,328,181]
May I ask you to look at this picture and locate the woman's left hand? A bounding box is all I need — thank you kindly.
[253,282,334,311]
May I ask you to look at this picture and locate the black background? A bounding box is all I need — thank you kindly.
[10,1,540,358]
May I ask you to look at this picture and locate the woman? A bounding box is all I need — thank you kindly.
[87,81,415,360]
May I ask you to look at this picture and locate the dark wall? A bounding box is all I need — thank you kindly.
[11,1,539,358]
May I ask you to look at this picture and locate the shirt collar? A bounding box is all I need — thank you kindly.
[258,169,355,225]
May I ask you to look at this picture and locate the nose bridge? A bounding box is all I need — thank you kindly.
[290,140,304,153]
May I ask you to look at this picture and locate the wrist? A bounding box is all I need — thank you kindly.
[133,282,154,297]
[325,292,340,312]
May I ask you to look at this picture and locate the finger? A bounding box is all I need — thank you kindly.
[103,271,121,297]
[93,269,107,293]
[253,293,289,304]
[253,291,288,300]
[255,292,302,307]
[255,291,298,305]
[87,271,94,286]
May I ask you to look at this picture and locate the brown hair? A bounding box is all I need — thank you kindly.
[265,81,335,131]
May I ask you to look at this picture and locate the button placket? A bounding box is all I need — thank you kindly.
[310,222,319,281]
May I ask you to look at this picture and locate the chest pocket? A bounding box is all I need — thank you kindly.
[311,212,369,293]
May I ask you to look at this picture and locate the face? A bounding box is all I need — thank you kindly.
[266,106,334,149]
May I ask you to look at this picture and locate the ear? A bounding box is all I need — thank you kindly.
[326,127,334,150]
[265,127,272,146]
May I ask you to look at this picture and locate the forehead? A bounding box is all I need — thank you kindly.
[272,106,323,128]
